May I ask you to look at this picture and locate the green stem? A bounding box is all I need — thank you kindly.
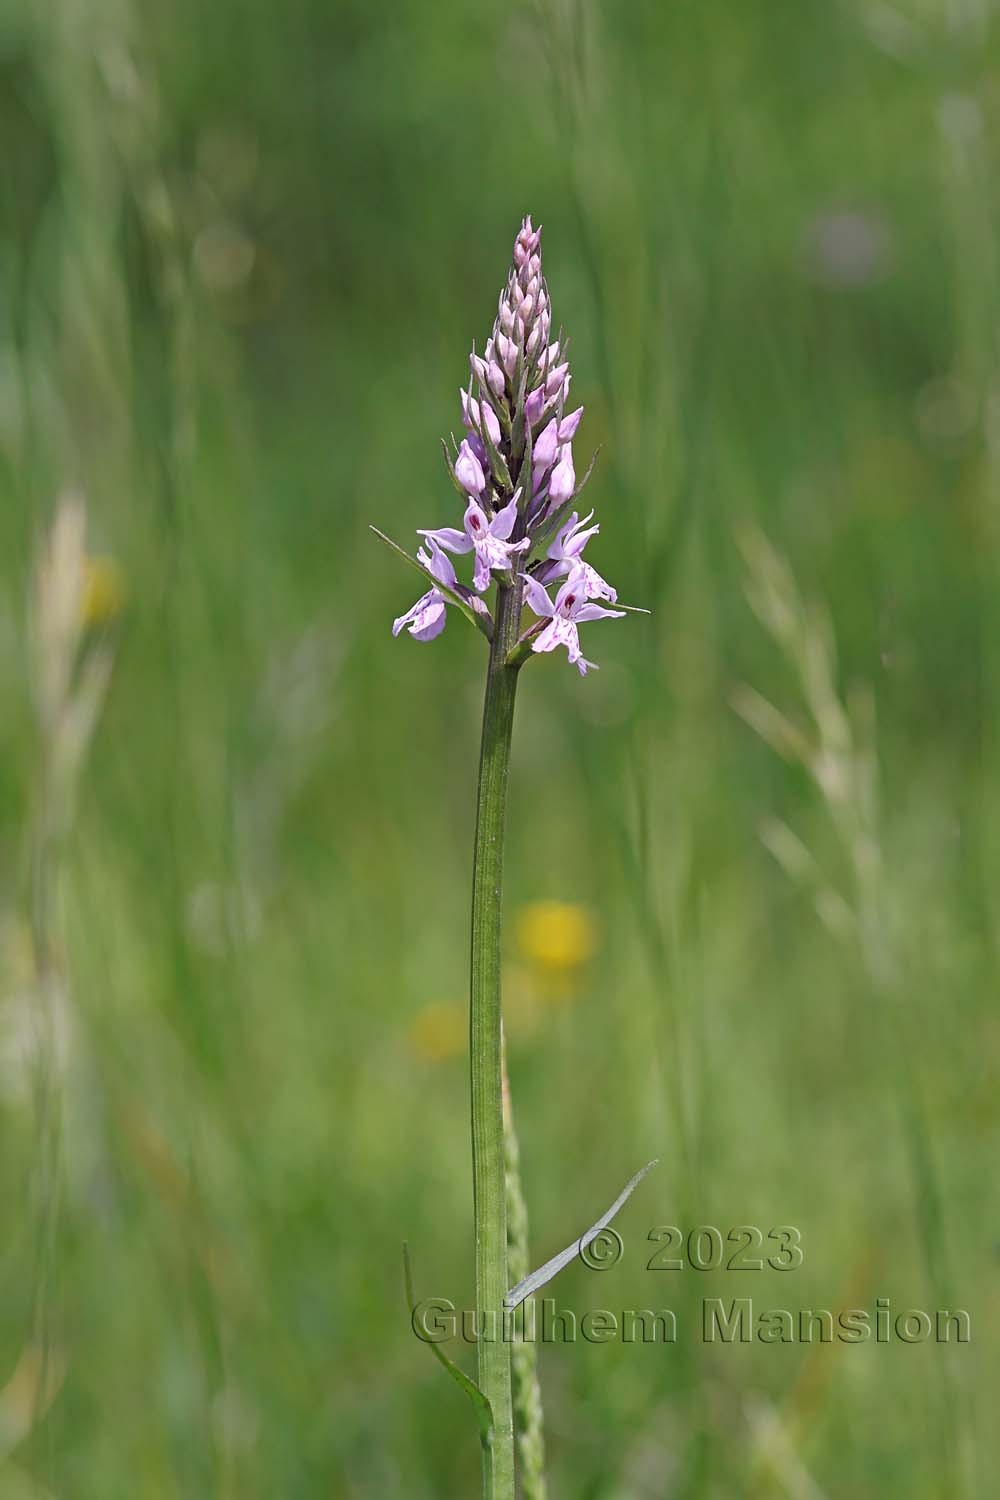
[470,576,523,1498]
[503,1037,548,1499]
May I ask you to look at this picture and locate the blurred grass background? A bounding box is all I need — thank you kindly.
[2,0,999,1494]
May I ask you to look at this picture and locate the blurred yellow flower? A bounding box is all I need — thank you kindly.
[81,556,127,628]
[514,900,598,976]
[408,1001,465,1063]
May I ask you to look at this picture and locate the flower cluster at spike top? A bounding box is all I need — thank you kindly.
[392,215,629,675]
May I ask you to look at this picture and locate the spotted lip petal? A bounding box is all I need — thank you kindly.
[392,589,448,642]
[521,566,625,673]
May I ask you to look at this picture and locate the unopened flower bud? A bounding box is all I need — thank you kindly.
[461,389,502,447]
[548,447,576,505]
[455,437,487,496]
[533,419,559,473]
[545,362,569,397]
[497,333,517,376]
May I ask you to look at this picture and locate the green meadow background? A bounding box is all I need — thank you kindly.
[2,0,998,1494]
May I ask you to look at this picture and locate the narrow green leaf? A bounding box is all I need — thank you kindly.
[573,444,601,497]
[403,1243,495,1457]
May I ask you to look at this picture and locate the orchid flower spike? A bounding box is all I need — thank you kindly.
[420,493,529,593]
[386,213,641,671]
[521,566,625,676]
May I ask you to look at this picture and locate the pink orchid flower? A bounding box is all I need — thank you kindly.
[543,511,617,601]
[420,492,529,593]
[392,539,462,642]
[521,565,624,675]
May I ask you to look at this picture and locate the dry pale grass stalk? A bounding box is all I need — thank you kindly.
[21,493,118,1463]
